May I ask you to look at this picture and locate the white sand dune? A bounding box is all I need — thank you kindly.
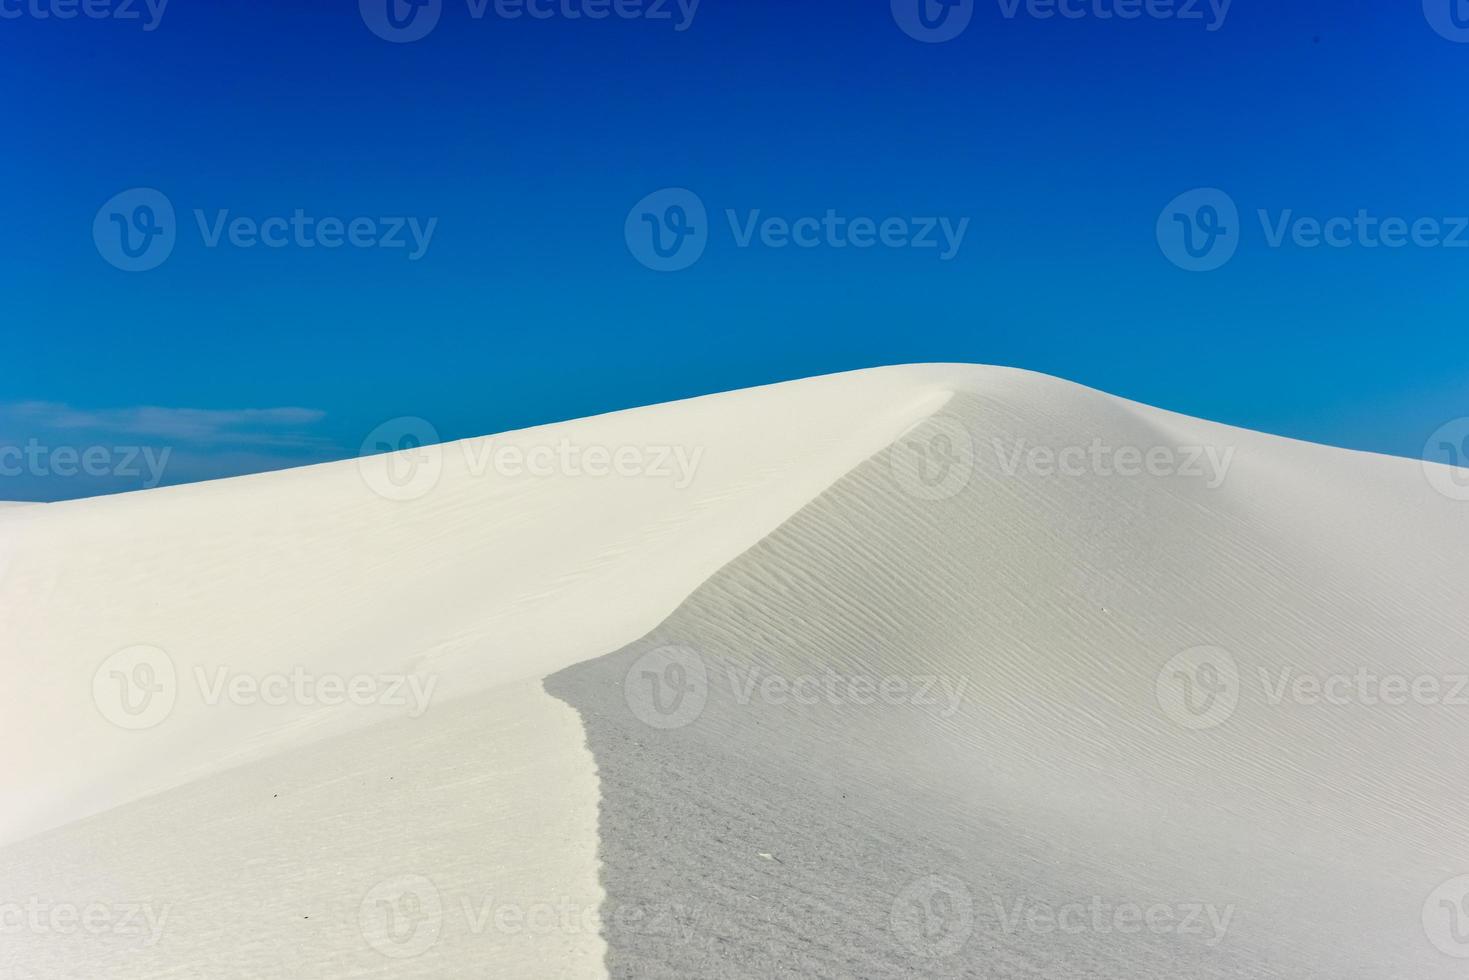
[2,365,1466,978]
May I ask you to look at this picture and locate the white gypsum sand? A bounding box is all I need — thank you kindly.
[2,364,1467,979]
[0,366,947,845]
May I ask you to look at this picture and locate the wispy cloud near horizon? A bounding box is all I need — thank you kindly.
[0,401,339,501]
[2,402,331,448]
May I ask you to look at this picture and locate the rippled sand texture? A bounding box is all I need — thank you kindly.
[548,377,1469,979]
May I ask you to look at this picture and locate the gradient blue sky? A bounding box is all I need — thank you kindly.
[3,0,1467,499]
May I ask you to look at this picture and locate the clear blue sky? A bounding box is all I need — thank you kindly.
[3,0,1468,499]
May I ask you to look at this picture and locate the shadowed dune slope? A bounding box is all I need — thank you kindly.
[3,365,1466,979]
[547,374,1469,979]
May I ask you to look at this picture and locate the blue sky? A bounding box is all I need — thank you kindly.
[3,0,1468,500]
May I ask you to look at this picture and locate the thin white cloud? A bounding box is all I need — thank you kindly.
[0,402,330,448]
[0,401,342,501]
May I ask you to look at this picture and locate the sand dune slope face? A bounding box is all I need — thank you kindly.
[0,366,955,979]
[0,366,947,846]
[546,372,1469,979]
[3,365,1466,979]
[0,679,608,980]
